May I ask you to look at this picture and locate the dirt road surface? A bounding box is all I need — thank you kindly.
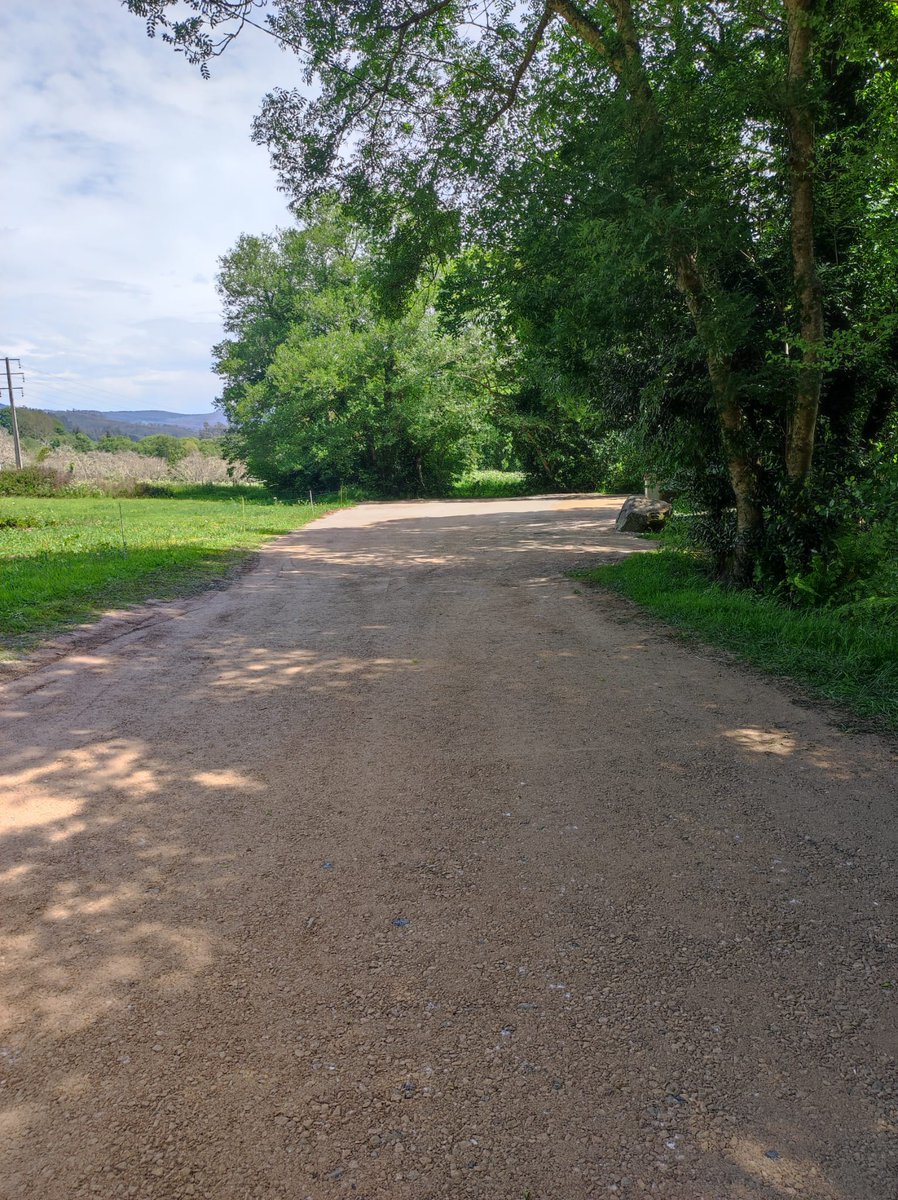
[1,496,896,1200]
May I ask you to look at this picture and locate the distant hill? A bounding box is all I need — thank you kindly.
[51,409,226,441]
[96,410,224,433]
[0,406,66,440]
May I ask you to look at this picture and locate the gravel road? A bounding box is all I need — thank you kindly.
[1,495,896,1200]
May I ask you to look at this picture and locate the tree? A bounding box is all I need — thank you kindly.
[214,205,494,494]
[64,432,96,453]
[136,433,193,463]
[97,435,139,453]
[128,0,898,580]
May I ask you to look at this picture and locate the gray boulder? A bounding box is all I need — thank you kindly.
[615,495,672,533]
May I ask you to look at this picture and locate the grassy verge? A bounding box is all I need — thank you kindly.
[583,549,898,729]
[0,494,348,650]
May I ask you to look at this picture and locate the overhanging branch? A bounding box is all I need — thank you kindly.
[548,0,616,67]
[483,4,554,128]
[381,0,455,34]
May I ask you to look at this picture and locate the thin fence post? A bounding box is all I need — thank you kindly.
[118,502,127,558]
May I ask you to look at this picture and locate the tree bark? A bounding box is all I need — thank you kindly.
[784,0,824,483]
[676,255,764,584]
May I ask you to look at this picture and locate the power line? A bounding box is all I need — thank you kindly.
[27,372,134,407]
[29,370,214,411]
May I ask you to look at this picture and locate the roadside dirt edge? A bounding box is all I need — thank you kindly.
[0,546,270,685]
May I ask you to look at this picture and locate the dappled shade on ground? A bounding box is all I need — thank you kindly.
[0,496,896,1199]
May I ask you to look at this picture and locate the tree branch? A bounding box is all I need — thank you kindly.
[548,0,617,67]
[483,4,555,127]
[381,0,455,34]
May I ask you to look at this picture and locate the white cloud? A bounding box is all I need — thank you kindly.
[0,0,297,414]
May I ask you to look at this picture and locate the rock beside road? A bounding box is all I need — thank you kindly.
[615,494,672,533]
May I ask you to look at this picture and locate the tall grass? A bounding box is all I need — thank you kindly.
[133,481,273,501]
[448,470,531,498]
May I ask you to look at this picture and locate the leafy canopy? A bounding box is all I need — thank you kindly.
[214,203,496,494]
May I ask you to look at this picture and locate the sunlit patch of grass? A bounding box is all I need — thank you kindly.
[448,470,531,498]
[0,495,348,647]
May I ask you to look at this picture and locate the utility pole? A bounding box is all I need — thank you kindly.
[2,357,23,468]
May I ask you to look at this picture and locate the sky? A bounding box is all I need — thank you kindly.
[1,1,298,415]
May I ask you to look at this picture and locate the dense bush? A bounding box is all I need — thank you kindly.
[659,422,898,615]
[0,465,67,496]
[96,435,139,453]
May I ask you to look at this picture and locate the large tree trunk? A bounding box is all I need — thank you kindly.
[715,386,765,587]
[784,0,824,482]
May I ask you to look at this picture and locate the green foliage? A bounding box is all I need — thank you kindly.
[132,481,272,501]
[786,530,895,609]
[128,0,898,586]
[52,431,95,453]
[752,416,898,600]
[135,434,194,463]
[596,434,652,495]
[0,495,351,646]
[97,435,139,452]
[215,205,495,496]
[0,466,66,497]
[448,470,530,499]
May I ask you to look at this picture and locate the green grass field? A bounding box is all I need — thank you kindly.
[583,549,898,729]
[0,495,345,649]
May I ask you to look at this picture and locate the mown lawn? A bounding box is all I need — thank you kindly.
[583,549,898,729]
[0,495,344,648]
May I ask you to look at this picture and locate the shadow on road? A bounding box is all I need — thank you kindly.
[0,498,894,1198]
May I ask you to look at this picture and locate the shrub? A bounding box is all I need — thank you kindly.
[136,434,193,464]
[592,431,646,493]
[0,465,66,496]
[39,448,171,485]
[172,452,247,485]
[96,435,139,453]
